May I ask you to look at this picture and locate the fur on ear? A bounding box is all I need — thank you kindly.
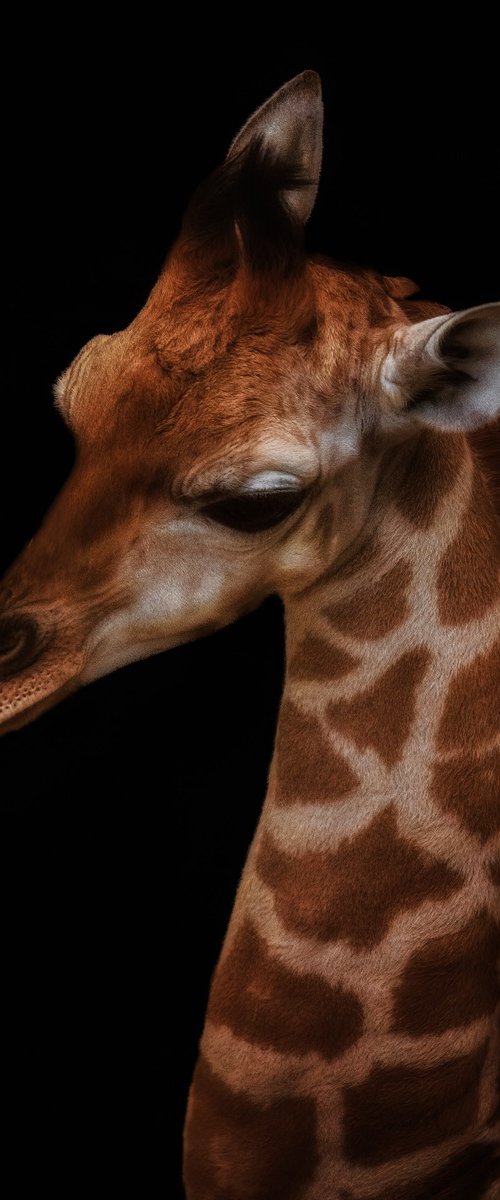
[381,303,500,432]
[171,72,323,283]
[227,70,323,225]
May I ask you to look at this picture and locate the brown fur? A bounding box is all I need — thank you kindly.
[393,432,464,530]
[207,919,363,1059]
[392,911,500,1034]
[313,501,335,553]
[257,805,463,949]
[324,558,412,639]
[327,647,431,768]
[431,749,500,842]
[437,462,500,624]
[274,700,359,804]
[470,418,500,521]
[341,1141,500,1198]
[300,528,382,594]
[184,1055,318,1200]
[343,1040,489,1164]
[288,634,359,681]
[437,641,500,750]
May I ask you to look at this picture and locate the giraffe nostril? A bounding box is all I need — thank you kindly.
[0,615,43,681]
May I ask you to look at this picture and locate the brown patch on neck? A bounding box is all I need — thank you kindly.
[393,432,464,530]
[431,748,500,842]
[438,460,496,624]
[489,857,500,887]
[327,647,430,769]
[469,418,500,523]
[207,919,363,1060]
[257,804,462,950]
[391,910,500,1036]
[274,700,359,806]
[288,635,358,681]
[324,558,412,640]
[343,1039,489,1166]
[437,461,500,625]
[183,1055,318,1200]
[341,1139,500,1198]
[437,641,500,751]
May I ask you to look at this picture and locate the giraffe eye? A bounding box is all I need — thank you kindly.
[200,489,306,533]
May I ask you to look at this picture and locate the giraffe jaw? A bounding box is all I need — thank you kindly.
[0,648,85,735]
[0,674,81,734]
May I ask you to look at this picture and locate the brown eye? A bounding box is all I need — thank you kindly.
[201,489,306,533]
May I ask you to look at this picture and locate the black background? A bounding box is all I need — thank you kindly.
[1,30,498,1197]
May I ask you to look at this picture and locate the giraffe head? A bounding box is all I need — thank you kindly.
[1,70,499,733]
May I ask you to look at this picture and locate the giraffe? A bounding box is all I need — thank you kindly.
[0,70,499,1197]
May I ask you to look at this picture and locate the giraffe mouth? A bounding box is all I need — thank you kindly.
[0,675,81,734]
[0,645,85,735]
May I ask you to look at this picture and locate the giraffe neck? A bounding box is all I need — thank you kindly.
[277,428,499,822]
[250,428,499,963]
[187,431,500,1200]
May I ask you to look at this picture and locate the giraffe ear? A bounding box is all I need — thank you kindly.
[382,304,500,432]
[227,70,323,224]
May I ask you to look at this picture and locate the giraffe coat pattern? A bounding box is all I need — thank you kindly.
[0,70,499,1198]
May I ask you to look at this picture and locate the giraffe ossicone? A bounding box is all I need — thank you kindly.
[1,70,499,1199]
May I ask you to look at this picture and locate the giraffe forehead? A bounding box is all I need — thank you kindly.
[55,263,389,455]
[145,339,355,487]
[58,324,313,436]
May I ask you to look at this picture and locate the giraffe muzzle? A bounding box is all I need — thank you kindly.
[0,604,87,735]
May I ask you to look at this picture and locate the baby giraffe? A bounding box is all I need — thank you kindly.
[0,72,499,1198]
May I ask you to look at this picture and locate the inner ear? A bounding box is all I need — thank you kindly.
[384,303,500,434]
[227,70,323,225]
[440,312,495,362]
[408,319,477,406]
[165,72,323,292]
